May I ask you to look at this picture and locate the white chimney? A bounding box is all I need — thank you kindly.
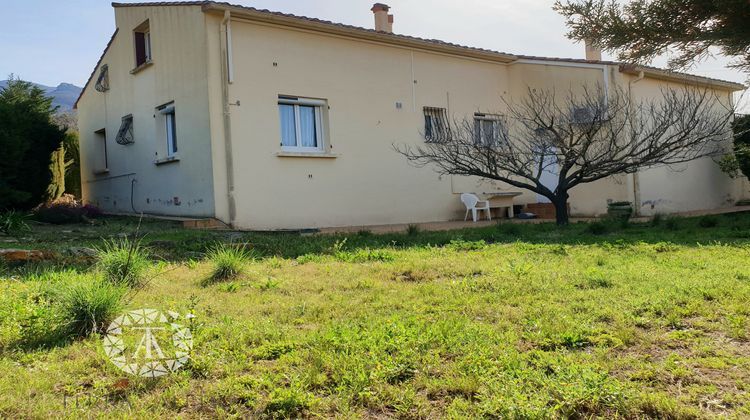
[585,39,602,61]
[371,3,393,33]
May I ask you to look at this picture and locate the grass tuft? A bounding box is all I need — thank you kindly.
[58,276,126,338]
[0,210,31,237]
[97,237,150,287]
[203,243,251,285]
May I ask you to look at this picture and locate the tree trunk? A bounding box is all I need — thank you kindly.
[552,196,569,225]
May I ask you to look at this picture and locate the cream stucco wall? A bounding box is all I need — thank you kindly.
[78,5,746,229]
[78,5,215,217]
[626,76,745,216]
[210,17,643,229]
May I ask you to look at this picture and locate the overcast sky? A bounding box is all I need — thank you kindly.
[1,0,747,104]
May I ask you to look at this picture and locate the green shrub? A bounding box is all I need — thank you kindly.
[0,210,30,236]
[698,215,719,228]
[58,277,126,338]
[97,237,150,287]
[204,243,251,284]
[650,213,664,227]
[664,216,682,231]
[406,224,421,236]
[586,222,608,235]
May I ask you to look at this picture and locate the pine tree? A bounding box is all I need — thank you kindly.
[0,75,66,209]
[554,0,750,71]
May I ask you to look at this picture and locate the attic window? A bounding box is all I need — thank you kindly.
[115,115,134,145]
[95,65,109,92]
[133,20,152,67]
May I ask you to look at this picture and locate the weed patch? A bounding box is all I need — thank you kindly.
[97,237,150,287]
[203,243,252,285]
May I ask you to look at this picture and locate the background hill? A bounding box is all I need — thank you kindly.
[0,80,81,111]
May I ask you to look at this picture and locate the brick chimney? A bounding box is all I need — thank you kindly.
[371,3,393,33]
[585,39,602,61]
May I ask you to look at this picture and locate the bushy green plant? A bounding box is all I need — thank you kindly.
[664,216,682,231]
[586,221,608,235]
[650,213,664,227]
[406,224,421,236]
[204,243,251,284]
[58,276,126,338]
[0,76,66,210]
[97,237,150,287]
[698,215,719,228]
[0,210,30,236]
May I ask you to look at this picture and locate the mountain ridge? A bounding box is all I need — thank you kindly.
[0,80,82,111]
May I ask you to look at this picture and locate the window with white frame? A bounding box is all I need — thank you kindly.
[473,113,503,146]
[278,96,326,152]
[423,107,449,142]
[133,20,152,67]
[157,103,178,157]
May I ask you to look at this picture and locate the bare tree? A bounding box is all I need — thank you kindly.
[396,86,734,225]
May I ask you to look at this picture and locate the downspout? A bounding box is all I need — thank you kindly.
[628,71,645,215]
[220,10,236,227]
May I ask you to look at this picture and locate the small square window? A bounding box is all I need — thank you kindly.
[133,20,152,67]
[423,107,448,142]
[473,113,504,147]
[277,96,326,152]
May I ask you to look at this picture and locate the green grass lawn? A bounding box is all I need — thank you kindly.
[1,213,749,418]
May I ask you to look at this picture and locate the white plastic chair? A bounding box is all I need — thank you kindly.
[461,193,491,222]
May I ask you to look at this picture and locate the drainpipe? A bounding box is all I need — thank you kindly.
[220,10,236,227]
[628,71,645,216]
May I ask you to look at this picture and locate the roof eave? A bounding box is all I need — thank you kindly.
[620,64,745,92]
[73,28,119,110]
[201,2,518,64]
